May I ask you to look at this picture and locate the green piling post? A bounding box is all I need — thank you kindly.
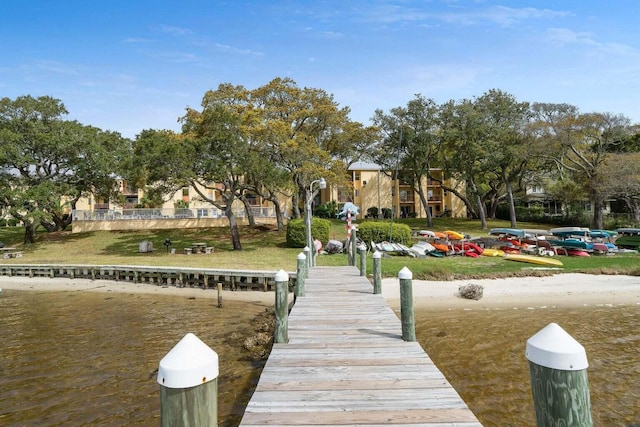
[526,323,592,426]
[358,245,366,276]
[274,269,289,344]
[350,227,357,267]
[296,252,306,297]
[398,267,416,342]
[372,251,382,294]
[158,333,219,427]
[303,246,311,271]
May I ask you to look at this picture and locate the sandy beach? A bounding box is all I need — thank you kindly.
[2,272,640,309]
[382,273,640,309]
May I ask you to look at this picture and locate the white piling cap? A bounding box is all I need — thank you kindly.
[157,333,219,388]
[303,246,310,252]
[372,251,381,259]
[398,267,412,280]
[297,252,307,260]
[275,269,289,282]
[526,323,588,371]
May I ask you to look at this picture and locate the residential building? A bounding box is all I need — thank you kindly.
[345,162,466,219]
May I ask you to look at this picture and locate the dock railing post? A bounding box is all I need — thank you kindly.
[157,333,219,427]
[274,270,290,343]
[303,246,311,271]
[296,252,306,297]
[398,267,416,341]
[372,251,382,294]
[349,226,357,267]
[358,244,366,276]
[526,323,592,426]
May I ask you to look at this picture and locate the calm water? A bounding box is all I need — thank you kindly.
[0,289,271,426]
[1,289,639,426]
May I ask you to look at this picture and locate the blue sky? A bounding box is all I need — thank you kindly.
[2,1,640,138]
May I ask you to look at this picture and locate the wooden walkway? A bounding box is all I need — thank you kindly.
[240,266,481,426]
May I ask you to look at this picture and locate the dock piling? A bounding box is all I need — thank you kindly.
[157,333,219,427]
[358,245,366,276]
[372,251,382,294]
[274,269,289,343]
[296,252,306,297]
[526,322,592,426]
[398,267,416,342]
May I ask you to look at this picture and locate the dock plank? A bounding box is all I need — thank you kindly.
[240,266,481,426]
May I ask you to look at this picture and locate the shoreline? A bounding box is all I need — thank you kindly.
[382,273,640,310]
[2,273,640,310]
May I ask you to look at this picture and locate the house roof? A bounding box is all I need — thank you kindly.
[348,161,382,171]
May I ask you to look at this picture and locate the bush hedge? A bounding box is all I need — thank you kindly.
[286,218,331,248]
[357,221,411,244]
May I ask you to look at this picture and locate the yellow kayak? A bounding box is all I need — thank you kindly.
[481,248,505,257]
[443,230,465,240]
[503,254,563,267]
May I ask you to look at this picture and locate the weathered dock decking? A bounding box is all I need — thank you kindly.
[240,266,481,426]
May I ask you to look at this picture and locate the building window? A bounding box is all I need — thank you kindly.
[354,172,360,181]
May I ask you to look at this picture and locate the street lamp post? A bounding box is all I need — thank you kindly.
[305,177,326,268]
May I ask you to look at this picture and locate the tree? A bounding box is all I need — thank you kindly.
[252,77,363,218]
[597,152,640,223]
[372,95,441,228]
[0,95,129,243]
[473,89,532,227]
[530,103,632,229]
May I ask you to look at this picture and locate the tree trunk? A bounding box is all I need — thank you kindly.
[272,199,284,231]
[23,221,37,244]
[240,195,256,226]
[226,206,242,251]
[504,173,517,228]
[591,191,604,230]
[469,180,487,229]
[415,180,433,228]
[291,193,301,219]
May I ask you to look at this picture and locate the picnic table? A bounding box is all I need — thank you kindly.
[184,243,214,254]
[0,247,23,259]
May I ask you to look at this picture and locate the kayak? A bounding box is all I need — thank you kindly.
[503,254,564,267]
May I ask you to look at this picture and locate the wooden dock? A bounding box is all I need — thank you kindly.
[240,266,482,426]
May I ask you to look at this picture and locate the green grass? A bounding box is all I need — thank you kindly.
[0,217,638,279]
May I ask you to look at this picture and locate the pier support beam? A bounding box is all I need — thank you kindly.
[526,323,592,426]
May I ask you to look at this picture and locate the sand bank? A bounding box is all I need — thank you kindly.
[2,273,639,310]
[382,273,640,310]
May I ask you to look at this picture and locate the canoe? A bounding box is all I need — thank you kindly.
[615,235,640,249]
[551,239,593,250]
[550,227,590,237]
[443,230,465,240]
[417,230,436,238]
[568,249,590,257]
[481,248,505,257]
[489,228,526,238]
[503,254,563,267]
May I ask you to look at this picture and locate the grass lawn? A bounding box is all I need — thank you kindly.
[0,217,638,279]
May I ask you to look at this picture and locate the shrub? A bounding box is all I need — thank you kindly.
[314,201,338,219]
[286,218,331,247]
[366,207,379,218]
[357,221,411,244]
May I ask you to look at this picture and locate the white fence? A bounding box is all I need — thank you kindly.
[72,207,276,222]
